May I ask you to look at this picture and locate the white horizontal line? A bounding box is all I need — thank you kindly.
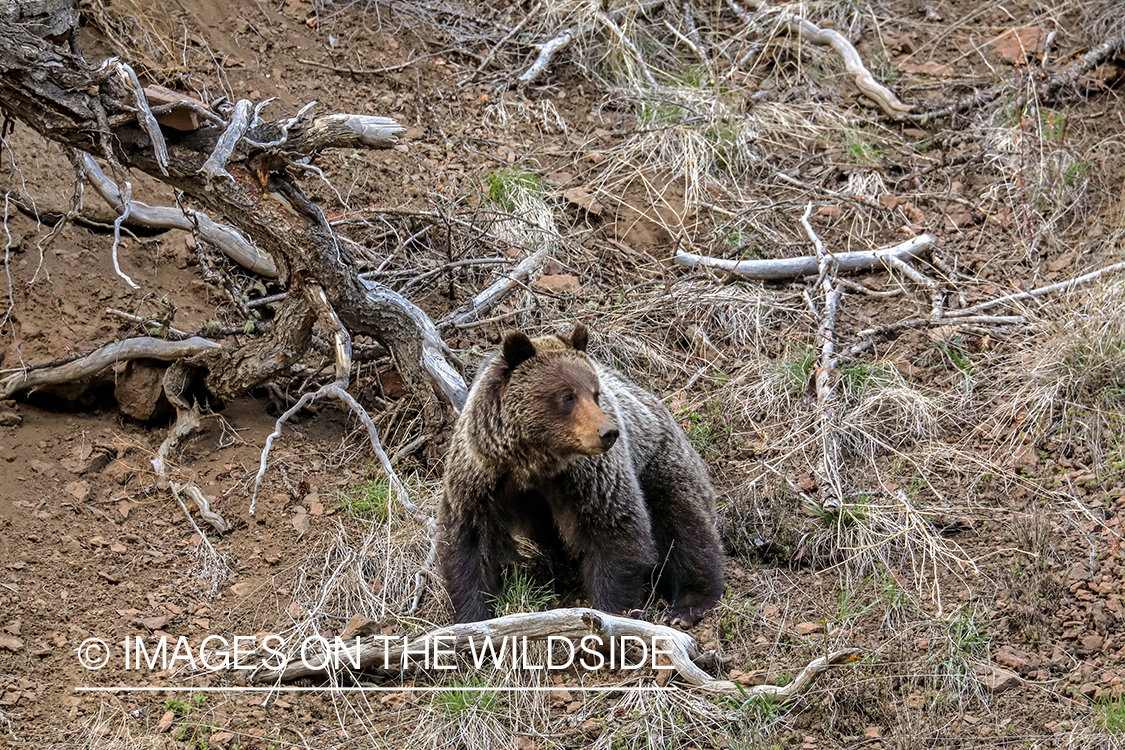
[76,686,675,693]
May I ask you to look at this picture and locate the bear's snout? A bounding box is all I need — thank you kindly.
[598,423,620,450]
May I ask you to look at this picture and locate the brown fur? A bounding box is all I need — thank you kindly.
[437,323,723,625]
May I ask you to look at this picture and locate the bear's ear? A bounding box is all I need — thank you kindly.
[502,331,536,370]
[570,322,589,352]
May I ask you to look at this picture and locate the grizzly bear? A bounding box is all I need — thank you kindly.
[437,322,723,626]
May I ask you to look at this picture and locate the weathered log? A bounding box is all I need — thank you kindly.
[675,234,935,280]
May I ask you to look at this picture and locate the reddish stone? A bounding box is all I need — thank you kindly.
[986,28,1046,64]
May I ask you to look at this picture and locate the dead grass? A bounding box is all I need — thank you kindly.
[982,95,1095,255]
[993,275,1125,456]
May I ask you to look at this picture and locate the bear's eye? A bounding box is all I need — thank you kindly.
[562,392,576,406]
[593,390,600,404]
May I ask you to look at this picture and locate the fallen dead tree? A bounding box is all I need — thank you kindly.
[0,13,473,605]
[0,16,467,418]
[231,607,862,701]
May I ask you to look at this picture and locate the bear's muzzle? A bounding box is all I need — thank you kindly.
[597,423,620,450]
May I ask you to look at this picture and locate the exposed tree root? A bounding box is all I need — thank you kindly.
[0,336,219,399]
[234,606,862,701]
[152,404,231,534]
[0,16,469,425]
[249,284,439,611]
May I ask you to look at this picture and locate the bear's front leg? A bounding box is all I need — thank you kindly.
[552,460,657,616]
[579,540,652,615]
[438,519,496,623]
[437,483,516,623]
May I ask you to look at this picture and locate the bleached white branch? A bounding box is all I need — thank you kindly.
[518,30,578,86]
[234,606,862,699]
[312,114,406,149]
[78,153,278,277]
[443,244,551,330]
[199,99,253,183]
[802,203,844,513]
[740,0,910,117]
[101,59,169,174]
[676,234,935,280]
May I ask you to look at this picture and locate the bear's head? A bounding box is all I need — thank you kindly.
[499,323,620,459]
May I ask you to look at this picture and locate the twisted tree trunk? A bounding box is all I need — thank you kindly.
[0,15,467,416]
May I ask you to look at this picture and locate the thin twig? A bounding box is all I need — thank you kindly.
[958,261,1125,316]
[880,255,943,318]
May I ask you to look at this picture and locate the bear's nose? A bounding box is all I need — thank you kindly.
[598,424,620,449]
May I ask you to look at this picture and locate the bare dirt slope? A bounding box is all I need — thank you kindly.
[2,0,1125,747]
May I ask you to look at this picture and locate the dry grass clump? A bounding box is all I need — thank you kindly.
[403,668,762,750]
[994,276,1125,450]
[589,279,799,375]
[410,668,551,750]
[259,474,447,651]
[720,348,955,596]
[837,361,942,458]
[483,97,570,136]
[484,167,559,252]
[908,601,994,710]
[981,97,1094,252]
[576,688,766,750]
[730,352,942,453]
[798,490,975,608]
[594,96,853,224]
[718,471,803,559]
